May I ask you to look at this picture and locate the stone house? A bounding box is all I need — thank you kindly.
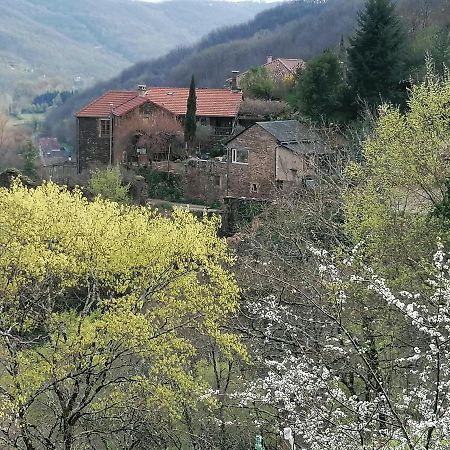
[228,56,305,89]
[75,86,243,172]
[184,120,335,203]
[38,137,60,158]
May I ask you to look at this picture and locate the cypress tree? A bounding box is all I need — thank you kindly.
[347,0,407,109]
[184,75,197,148]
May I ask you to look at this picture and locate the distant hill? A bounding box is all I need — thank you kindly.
[48,0,450,142]
[0,0,271,94]
[47,0,365,140]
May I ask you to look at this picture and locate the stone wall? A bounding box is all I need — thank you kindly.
[182,127,278,204]
[183,159,228,204]
[226,125,277,199]
[78,117,113,171]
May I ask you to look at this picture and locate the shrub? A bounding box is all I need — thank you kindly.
[88,166,130,203]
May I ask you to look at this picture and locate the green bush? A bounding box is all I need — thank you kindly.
[88,166,130,203]
[138,168,184,202]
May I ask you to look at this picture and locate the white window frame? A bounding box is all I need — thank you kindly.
[99,118,111,138]
[231,148,249,164]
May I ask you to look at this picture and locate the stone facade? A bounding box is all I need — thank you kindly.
[183,159,228,204]
[77,104,238,172]
[77,117,117,172]
[184,121,335,204]
[183,126,278,203]
[226,125,277,199]
[183,126,280,203]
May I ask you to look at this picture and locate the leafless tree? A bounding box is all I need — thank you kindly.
[114,111,184,164]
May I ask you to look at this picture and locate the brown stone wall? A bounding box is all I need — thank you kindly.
[183,159,228,204]
[78,117,113,171]
[226,125,277,199]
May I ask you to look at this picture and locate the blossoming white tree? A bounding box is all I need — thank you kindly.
[240,241,450,449]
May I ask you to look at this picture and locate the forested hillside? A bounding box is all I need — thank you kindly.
[47,0,365,139]
[50,0,450,140]
[0,0,270,101]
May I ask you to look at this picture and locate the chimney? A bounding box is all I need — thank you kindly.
[231,71,239,91]
[267,55,273,64]
[137,84,147,97]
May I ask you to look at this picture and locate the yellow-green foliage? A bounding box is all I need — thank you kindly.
[0,181,241,442]
[344,68,450,274]
[88,165,130,203]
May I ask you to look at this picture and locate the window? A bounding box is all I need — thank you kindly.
[276,180,284,190]
[250,183,259,194]
[99,119,111,137]
[200,117,208,126]
[213,175,221,187]
[303,176,316,190]
[231,148,249,164]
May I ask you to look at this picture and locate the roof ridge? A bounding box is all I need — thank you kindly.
[112,96,149,116]
[146,87,238,91]
[75,91,112,116]
[278,59,296,71]
[75,90,138,117]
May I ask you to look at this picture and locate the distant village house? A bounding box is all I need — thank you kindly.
[228,56,305,89]
[38,137,75,182]
[184,120,336,203]
[75,86,242,172]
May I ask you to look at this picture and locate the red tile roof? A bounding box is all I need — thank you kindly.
[112,95,148,116]
[146,87,242,118]
[75,88,242,119]
[75,91,139,118]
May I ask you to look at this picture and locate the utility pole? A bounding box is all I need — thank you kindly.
[109,102,114,165]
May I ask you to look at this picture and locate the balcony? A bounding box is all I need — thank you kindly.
[213,126,233,136]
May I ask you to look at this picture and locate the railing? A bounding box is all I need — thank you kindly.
[213,127,233,136]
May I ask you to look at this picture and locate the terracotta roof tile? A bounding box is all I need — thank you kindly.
[75,91,139,118]
[234,58,305,84]
[146,88,242,118]
[112,96,148,116]
[76,87,242,119]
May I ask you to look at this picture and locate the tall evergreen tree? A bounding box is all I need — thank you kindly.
[347,0,407,109]
[184,75,197,147]
[293,49,348,123]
